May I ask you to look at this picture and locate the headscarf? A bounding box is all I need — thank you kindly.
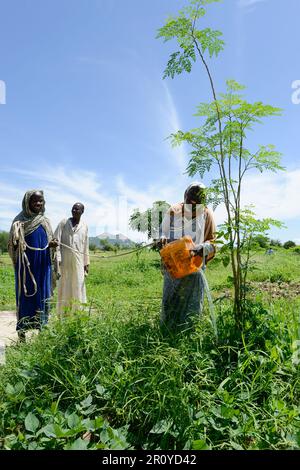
[162,182,207,219]
[8,190,54,263]
[184,182,206,204]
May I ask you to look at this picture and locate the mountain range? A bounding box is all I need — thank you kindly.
[89,232,135,248]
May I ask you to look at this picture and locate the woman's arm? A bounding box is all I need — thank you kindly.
[203,207,216,263]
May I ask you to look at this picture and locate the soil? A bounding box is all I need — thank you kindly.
[250,281,300,299]
[0,311,17,364]
[215,281,300,302]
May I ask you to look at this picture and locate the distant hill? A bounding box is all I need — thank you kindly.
[89,232,135,248]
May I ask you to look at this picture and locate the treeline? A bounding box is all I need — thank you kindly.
[89,238,137,253]
[254,235,297,250]
[0,230,298,254]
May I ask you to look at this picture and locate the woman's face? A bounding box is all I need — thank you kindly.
[29,192,44,214]
[185,187,204,205]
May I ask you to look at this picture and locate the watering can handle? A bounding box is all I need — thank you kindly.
[190,248,203,257]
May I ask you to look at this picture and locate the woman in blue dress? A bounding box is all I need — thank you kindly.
[8,190,58,341]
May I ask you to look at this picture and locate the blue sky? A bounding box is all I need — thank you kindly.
[0,0,299,242]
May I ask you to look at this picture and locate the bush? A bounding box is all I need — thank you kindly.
[0,231,9,253]
[253,235,269,249]
[249,268,293,284]
[100,239,114,251]
[283,240,296,249]
[270,239,282,247]
[269,270,292,283]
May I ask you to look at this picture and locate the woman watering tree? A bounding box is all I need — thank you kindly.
[159,182,216,331]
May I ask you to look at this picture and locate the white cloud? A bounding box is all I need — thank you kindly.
[213,168,300,241]
[242,169,300,220]
[0,166,188,241]
[1,165,299,242]
[160,82,189,175]
[0,168,124,238]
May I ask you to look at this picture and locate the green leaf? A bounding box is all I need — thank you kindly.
[67,413,81,429]
[80,395,93,408]
[38,424,57,438]
[194,28,225,58]
[192,439,210,450]
[28,441,41,450]
[82,418,96,432]
[94,416,105,429]
[107,427,130,450]
[222,256,230,268]
[230,441,244,450]
[163,48,196,79]
[66,437,88,451]
[5,383,15,395]
[24,412,40,433]
[115,364,124,376]
[150,419,173,434]
[226,79,246,92]
[217,376,231,391]
[38,423,67,438]
[95,384,109,398]
[100,427,110,444]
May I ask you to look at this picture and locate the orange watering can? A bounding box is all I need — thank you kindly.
[160,236,203,279]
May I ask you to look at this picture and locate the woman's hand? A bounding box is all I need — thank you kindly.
[190,247,203,257]
[49,238,59,248]
[155,237,168,250]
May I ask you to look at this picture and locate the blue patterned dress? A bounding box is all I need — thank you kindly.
[15,225,52,330]
[160,204,216,331]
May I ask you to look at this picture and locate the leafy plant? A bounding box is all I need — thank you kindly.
[0,250,299,450]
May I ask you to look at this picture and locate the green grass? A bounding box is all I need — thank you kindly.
[0,253,15,310]
[0,248,299,450]
[2,247,299,310]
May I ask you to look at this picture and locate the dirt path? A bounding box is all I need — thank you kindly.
[0,311,17,364]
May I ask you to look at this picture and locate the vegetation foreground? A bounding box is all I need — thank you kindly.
[0,249,300,450]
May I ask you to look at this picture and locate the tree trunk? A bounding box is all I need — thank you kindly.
[233,250,243,330]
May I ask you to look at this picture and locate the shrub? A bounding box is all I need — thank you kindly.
[253,235,270,249]
[0,231,9,253]
[100,239,114,251]
[283,240,296,249]
[270,239,282,247]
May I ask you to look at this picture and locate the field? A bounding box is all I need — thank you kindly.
[0,248,299,450]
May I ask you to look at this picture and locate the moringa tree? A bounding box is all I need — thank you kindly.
[157,0,284,328]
